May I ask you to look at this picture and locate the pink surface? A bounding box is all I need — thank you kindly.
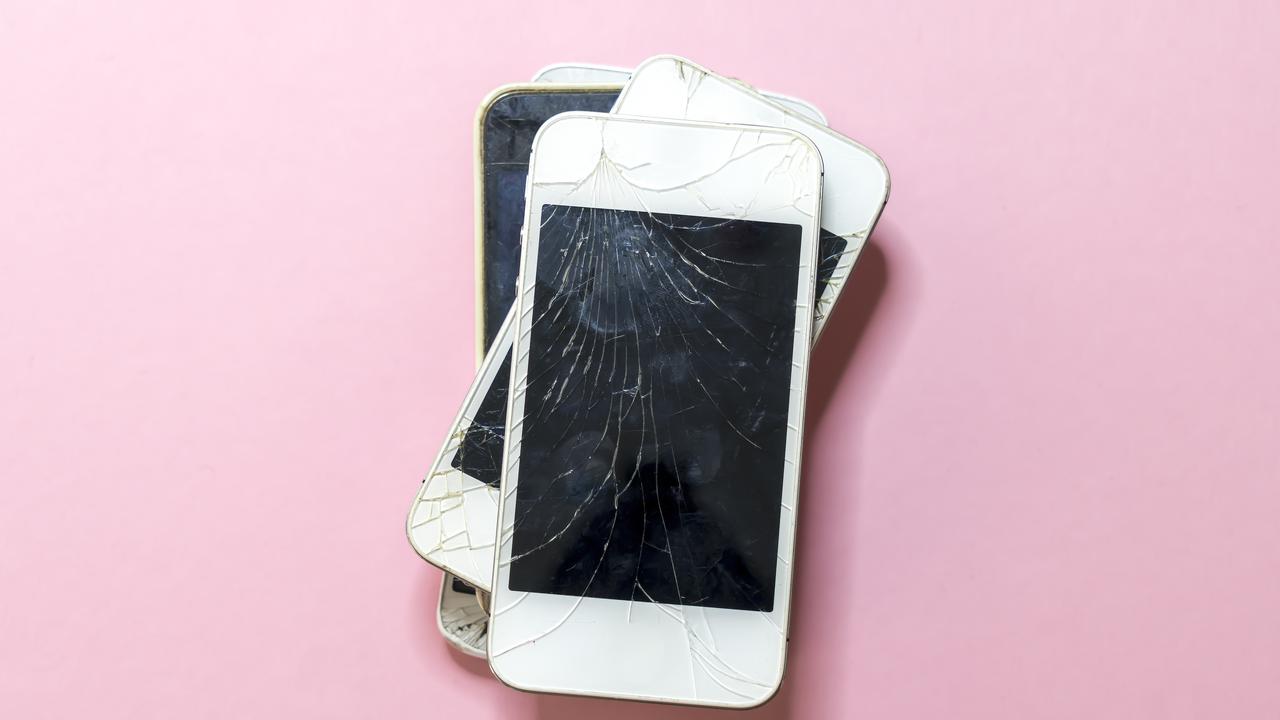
[2,2,1279,718]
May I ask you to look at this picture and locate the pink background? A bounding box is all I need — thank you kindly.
[3,1,1279,718]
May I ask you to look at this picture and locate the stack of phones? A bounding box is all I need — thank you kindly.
[407,55,889,708]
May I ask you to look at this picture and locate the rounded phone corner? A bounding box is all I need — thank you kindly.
[859,143,892,201]
[404,501,485,589]
[726,663,786,710]
[485,644,533,694]
[630,53,687,79]
[474,83,531,126]
[528,108,598,143]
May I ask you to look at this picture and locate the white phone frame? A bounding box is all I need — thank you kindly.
[532,62,829,126]
[486,112,822,708]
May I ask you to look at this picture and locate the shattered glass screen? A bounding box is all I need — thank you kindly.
[481,89,620,349]
[453,232,845,489]
[507,204,805,613]
[449,349,511,487]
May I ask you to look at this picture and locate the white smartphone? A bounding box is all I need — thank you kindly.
[486,112,823,707]
[531,61,829,126]
[437,572,487,657]
[407,59,890,593]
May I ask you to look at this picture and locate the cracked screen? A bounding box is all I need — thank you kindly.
[481,89,620,349]
[505,204,804,612]
[452,230,843,490]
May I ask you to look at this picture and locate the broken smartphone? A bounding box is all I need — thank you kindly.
[485,113,823,707]
[531,62,829,125]
[407,57,890,592]
[437,572,486,657]
[474,83,621,359]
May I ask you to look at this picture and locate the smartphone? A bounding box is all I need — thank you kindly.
[485,112,823,707]
[531,62,829,126]
[474,84,622,359]
[407,59,890,594]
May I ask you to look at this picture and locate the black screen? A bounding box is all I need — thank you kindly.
[449,350,510,486]
[481,89,620,351]
[453,230,844,488]
[506,205,806,612]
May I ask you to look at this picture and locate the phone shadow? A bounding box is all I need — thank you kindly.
[511,233,900,720]
[807,236,891,426]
